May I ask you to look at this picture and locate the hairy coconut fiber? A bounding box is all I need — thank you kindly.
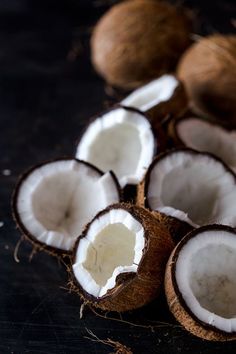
[177,35,236,124]
[91,0,192,89]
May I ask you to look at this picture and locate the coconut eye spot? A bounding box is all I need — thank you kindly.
[86,123,141,181]
[190,244,236,319]
[83,223,136,287]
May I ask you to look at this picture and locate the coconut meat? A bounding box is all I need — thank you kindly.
[176,229,236,332]
[147,150,236,227]
[177,117,236,172]
[76,108,155,187]
[121,75,179,112]
[73,209,145,298]
[16,160,120,251]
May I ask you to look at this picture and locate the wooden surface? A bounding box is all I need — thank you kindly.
[0,1,236,353]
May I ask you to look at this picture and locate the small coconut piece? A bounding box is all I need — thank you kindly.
[177,34,236,122]
[76,106,156,188]
[121,75,187,130]
[91,0,192,90]
[138,148,236,238]
[165,225,236,340]
[169,116,236,172]
[71,203,174,312]
[12,159,121,253]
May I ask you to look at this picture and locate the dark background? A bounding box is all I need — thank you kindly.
[0,1,236,353]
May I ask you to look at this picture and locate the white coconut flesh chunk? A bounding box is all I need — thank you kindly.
[76,107,155,188]
[16,160,120,251]
[121,74,179,112]
[176,117,236,172]
[147,150,236,227]
[73,209,145,298]
[176,229,236,333]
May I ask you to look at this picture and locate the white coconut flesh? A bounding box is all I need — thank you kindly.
[73,209,145,298]
[176,229,236,333]
[16,160,120,251]
[176,117,236,172]
[121,75,179,112]
[76,108,155,187]
[147,150,236,227]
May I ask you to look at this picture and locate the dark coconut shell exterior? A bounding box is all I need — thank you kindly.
[71,203,174,312]
[177,34,236,124]
[165,225,236,341]
[12,158,121,257]
[91,0,192,90]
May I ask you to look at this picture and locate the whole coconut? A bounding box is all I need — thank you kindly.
[177,35,236,123]
[91,0,192,90]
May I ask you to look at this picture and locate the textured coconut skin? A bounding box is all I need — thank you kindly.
[71,203,174,312]
[137,174,193,244]
[12,158,121,257]
[91,0,192,90]
[165,226,236,341]
[177,35,236,124]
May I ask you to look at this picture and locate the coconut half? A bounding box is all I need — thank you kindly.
[121,75,187,130]
[165,225,236,340]
[71,203,173,312]
[12,159,121,253]
[76,106,155,188]
[170,116,236,173]
[138,148,236,233]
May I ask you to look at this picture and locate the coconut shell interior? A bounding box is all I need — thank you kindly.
[71,203,174,312]
[165,225,236,341]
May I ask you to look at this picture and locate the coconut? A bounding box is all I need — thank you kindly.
[91,0,192,90]
[169,116,236,172]
[177,34,236,122]
[138,148,236,240]
[12,159,121,254]
[75,106,156,189]
[121,75,188,131]
[165,225,236,340]
[71,203,174,312]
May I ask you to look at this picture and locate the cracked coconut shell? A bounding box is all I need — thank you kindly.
[71,203,174,312]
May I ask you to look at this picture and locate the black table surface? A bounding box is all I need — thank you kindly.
[1,1,236,353]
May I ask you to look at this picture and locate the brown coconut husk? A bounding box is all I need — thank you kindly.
[165,226,236,341]
[91,0,192,90]
[70,203,174,312]
[177,34,236,125]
